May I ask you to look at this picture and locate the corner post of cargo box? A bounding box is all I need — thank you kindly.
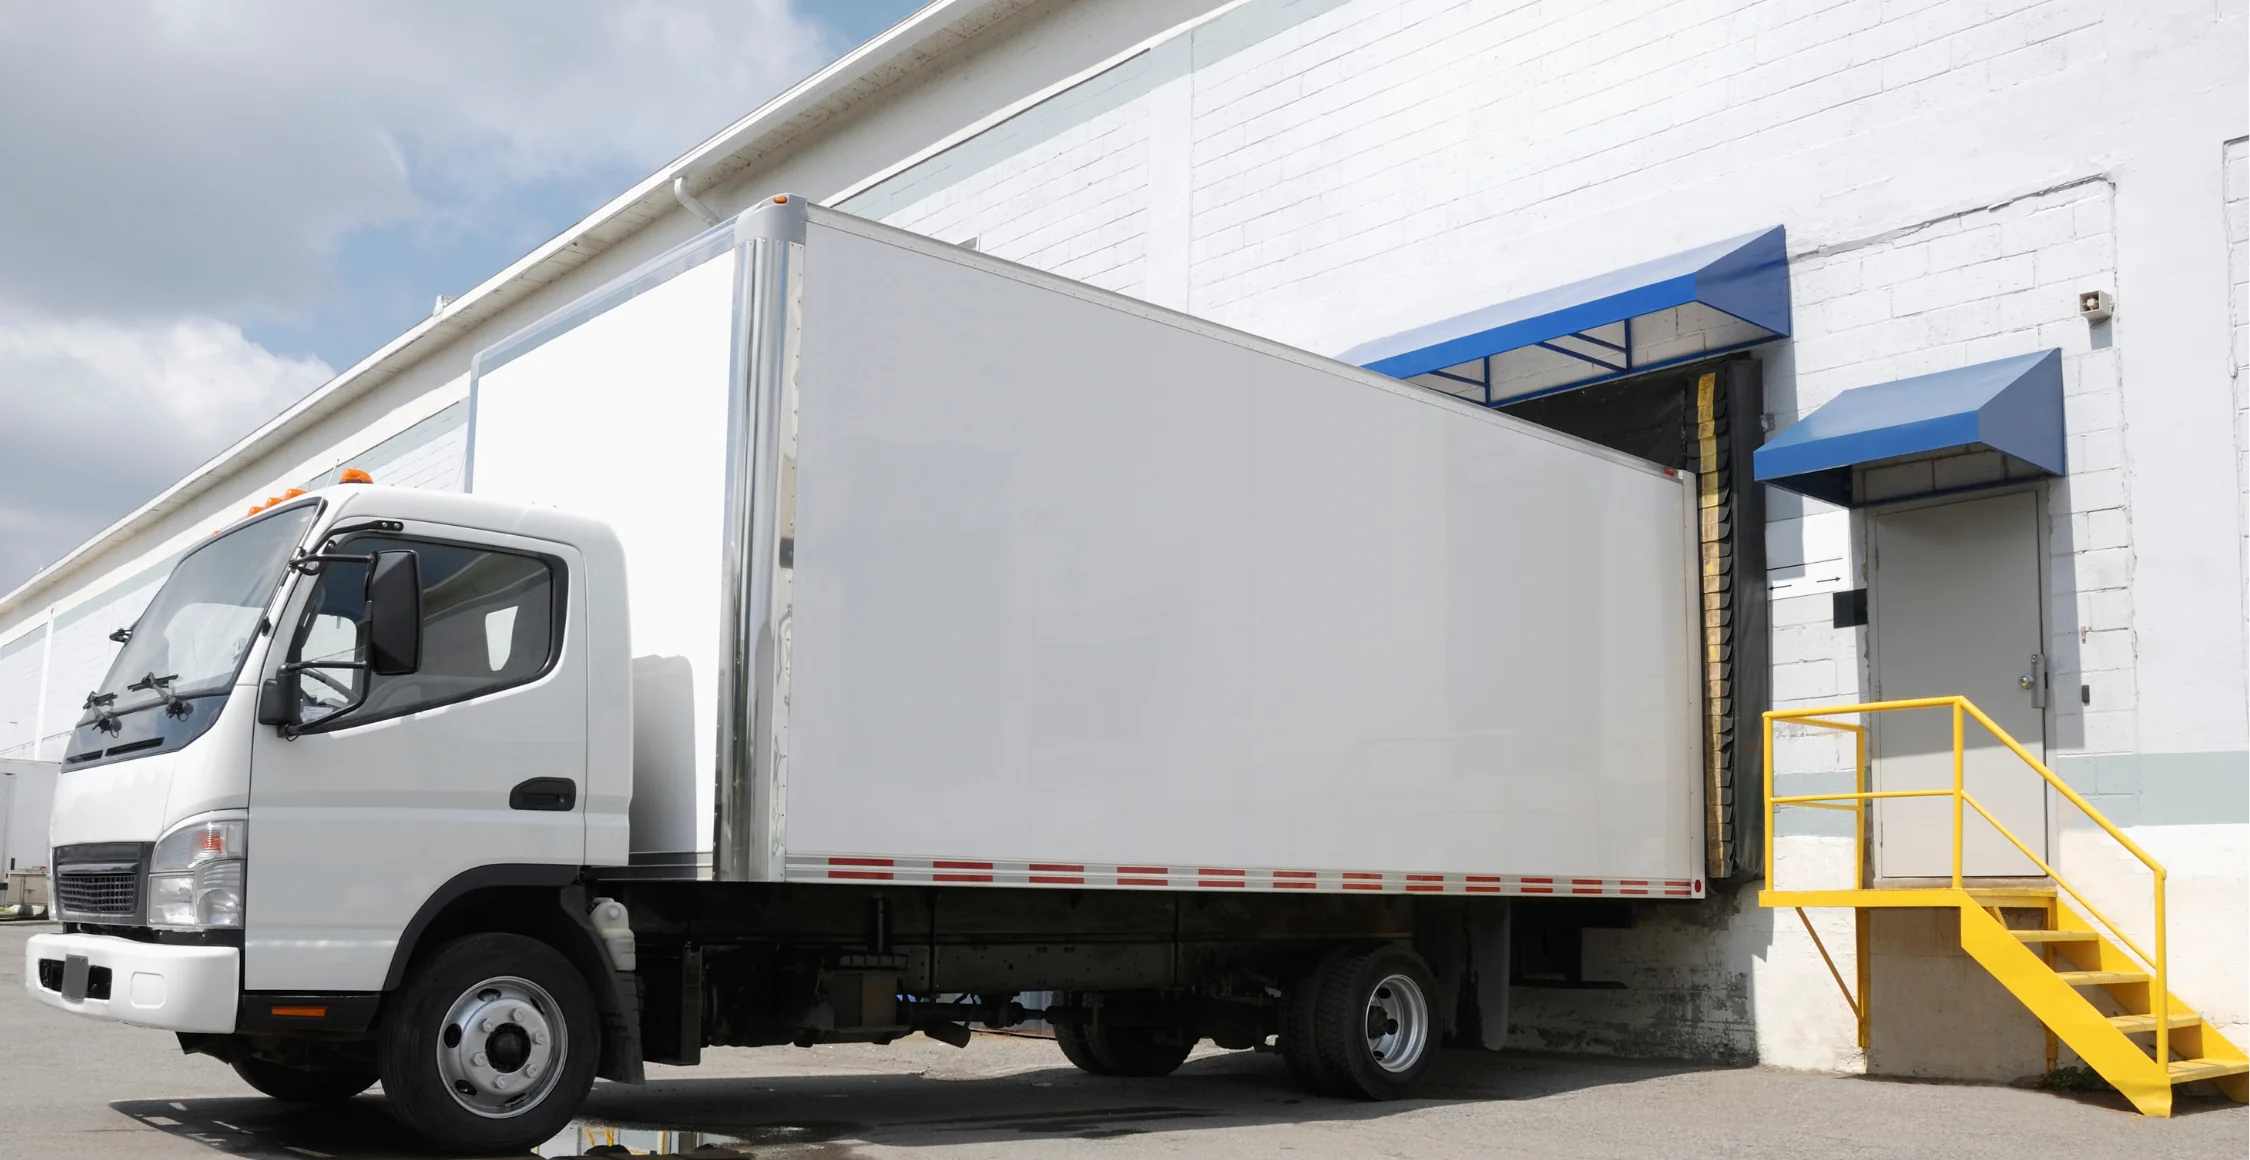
[716,194,809,882]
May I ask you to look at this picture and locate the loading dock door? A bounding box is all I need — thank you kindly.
[1870,491,2047,878]
[1499,358,1768,882]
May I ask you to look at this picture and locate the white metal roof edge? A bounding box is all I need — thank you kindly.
[0,0,1032,625]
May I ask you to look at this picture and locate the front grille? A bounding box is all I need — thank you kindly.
[56,872,138,916]
[52,842,147,922]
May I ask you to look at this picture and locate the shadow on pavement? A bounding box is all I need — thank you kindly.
[112,1047,1721,1158]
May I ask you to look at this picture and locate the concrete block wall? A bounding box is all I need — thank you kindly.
[2232,136,2248,732]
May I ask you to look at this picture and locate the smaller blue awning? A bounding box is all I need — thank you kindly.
[1754,349,2065,507]
[1342,226,1790,404]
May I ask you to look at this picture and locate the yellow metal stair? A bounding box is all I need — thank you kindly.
[1955,896,2247,1115]
[1759,695,2248,1117]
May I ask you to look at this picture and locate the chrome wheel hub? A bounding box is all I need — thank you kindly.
[1362,972,1430,1073]
[435,975,565,1118]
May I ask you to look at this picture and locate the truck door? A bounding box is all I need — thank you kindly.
[245,524,587,992]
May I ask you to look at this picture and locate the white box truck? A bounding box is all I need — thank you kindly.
[26,196,1705,1152]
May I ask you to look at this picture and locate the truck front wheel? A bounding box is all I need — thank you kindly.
[377,933,598,1152]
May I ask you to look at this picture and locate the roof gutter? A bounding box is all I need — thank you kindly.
[672,175,724,227]
[0,0,1032,625]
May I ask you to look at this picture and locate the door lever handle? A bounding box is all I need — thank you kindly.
[509,777,577,811]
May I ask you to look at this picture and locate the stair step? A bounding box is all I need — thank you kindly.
[2110,1012,2201,1033]
[2056,970,2147,986]
[2167,1058,2250,1084]
[1964,887,2056,903]
[2012,929,2099,944]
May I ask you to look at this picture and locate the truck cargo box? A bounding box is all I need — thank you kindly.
[468,197,1706,898]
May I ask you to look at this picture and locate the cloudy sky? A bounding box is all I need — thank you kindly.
[0,0,925,595]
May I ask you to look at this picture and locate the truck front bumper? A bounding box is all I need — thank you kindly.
[25,931,238,1033]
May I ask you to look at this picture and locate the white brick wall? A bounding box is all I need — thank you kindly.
[0,627,44,759]
[1774,182,2126,750]
[1174,0,2111,348]
[854,55,1156,297]
[313,400,468,493]
[2230,137,2248,721]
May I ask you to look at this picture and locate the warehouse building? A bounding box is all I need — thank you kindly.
[1,0,2242,1085]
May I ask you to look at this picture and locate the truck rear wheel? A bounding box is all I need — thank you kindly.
[231,1057,376,1102]
[1279,947,1349,1095]
[1304,942,1438,1100]
[377,933,598,1153]
[1053,1022,1114,1075]
[1054,1021,1195,1077]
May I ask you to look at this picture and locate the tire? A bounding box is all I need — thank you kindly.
[1307,942,1439,1101]
[231,1057,377,1102]
[377,933,599,1153]
[1082,1023,1195,1077]
[1054,1021,1114,1075]
[1279,947,1351,1096]
[1053,998,1195,1079]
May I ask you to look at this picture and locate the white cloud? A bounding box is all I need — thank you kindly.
[0,1,842,593]
[0,1,834,319]
[0,316,333,592]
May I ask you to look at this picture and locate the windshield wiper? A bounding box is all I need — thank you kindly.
[81,690,121,735]
[126,672,193,718]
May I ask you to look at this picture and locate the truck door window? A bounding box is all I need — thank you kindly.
[286,537,559,731]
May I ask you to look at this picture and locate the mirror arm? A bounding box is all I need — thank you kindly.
[289,551,374,575]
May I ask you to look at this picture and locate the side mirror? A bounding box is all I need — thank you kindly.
[256,677,296,728]
[367,550,422,676]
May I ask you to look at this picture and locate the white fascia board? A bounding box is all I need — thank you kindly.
[0,0,1026,626]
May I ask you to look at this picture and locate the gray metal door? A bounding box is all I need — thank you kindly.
[1870,491,2047,879]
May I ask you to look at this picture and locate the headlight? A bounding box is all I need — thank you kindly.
[148,819,247,929]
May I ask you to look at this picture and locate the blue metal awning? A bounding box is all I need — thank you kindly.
[1754,349,2066,507]
[1342,226,1790,405]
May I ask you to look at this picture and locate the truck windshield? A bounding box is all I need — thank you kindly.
[78,504,316,726]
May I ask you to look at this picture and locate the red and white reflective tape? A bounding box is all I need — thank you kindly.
[786,854,1701,898]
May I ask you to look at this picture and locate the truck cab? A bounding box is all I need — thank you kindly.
[28,483,637,1148]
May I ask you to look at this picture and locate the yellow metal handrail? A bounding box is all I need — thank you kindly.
[1763,696,2174,1068]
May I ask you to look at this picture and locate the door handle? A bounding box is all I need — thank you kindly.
[2019,654,2045,709]
[509,777,577,812]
